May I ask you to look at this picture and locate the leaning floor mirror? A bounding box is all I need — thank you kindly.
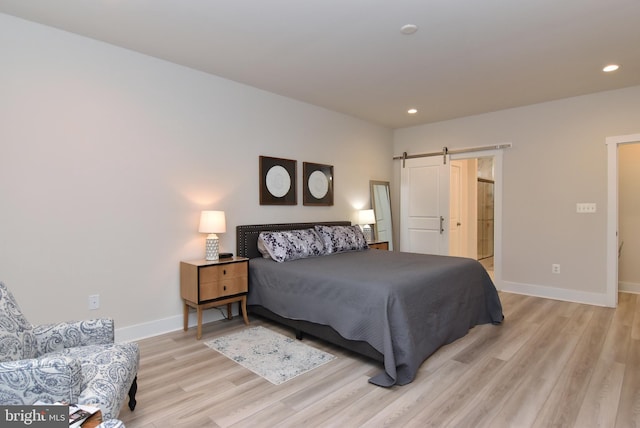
[370,180,394,250]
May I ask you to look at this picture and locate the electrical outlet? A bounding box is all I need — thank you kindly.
[88,294,100,310]
[552,264,561,274]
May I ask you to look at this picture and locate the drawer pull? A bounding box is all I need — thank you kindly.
[223,285,227,291]
[223,269,226,275]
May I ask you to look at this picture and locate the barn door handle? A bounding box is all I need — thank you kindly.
[440,216,445,234]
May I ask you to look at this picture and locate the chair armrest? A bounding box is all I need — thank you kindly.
[0,355,82,404]
[33,319,114,356]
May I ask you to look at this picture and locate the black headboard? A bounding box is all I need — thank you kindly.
[236,221,351,259]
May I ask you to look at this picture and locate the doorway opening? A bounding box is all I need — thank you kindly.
[606,133,640,307]
[477,159,495,276]
[449,156,495,278]
[618,143,640,295]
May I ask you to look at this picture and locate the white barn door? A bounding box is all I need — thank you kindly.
[400,156,450,255]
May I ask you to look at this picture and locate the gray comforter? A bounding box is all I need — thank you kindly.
[247,250,503,386]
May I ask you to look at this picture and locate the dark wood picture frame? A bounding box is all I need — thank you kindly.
[259,156,297,205]
[303,162,334,206]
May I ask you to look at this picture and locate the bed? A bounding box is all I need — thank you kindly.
[236,221,503,387]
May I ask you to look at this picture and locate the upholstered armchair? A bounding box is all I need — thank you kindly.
[0,281,139,423]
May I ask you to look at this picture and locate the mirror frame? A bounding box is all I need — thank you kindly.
[369,180,393,250]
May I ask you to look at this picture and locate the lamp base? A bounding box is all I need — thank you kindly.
[362,225,373,243]
[205,234,219,261]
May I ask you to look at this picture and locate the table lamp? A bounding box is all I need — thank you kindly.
[199,210,226,260]
[358,209,376,243]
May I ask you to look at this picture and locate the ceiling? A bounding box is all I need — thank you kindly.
[1,0,639,129]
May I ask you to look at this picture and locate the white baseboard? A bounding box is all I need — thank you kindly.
[115,306,239,343]
[500,280,610,307]
[619,281,640,294]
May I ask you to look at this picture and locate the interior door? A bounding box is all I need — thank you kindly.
[400,156,450,254]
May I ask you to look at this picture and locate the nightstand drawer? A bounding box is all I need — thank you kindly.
[200,276,247,301]
[368,241,389,250]
[200,262,247,282]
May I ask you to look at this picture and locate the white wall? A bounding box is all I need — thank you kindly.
[0,14,393,340]
[393,85,640,306]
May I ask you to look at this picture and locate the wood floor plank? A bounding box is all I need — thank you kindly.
[228,401,293,428]
[278,374,379,427]
[443,310,572,428]
[615,339,640,427]
[358,360,470,428]
[223,359,373,427]
[532,305,615,428]
[488,322,583,427]
[408,357,506,427]
[320,383,404,427]
[281,354,378,412]
[573,358,625,428]
[416,323,492,373]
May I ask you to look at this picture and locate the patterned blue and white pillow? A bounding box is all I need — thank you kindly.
[258,229,326,262]
[314,225,368,254]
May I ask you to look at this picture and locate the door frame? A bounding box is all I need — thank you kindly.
[449,160,463,257]
[451,149,504,290]
[606,133,640,308]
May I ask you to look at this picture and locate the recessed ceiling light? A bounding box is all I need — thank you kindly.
[407,108,418,114]
[603,64,620,72]
[400,24,418,35]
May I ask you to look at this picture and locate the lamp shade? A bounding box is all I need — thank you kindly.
[198,211,226,234]
[358,209,376,225]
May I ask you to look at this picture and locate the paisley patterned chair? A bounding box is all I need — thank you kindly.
[0,281,139,424]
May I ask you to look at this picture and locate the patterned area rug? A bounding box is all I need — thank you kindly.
[205,326,336,385]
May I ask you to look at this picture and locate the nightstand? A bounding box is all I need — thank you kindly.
[368,241,389,250]
[180,257,249,339]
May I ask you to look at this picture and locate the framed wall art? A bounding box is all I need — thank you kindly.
[259,156,297,205]
[303,162,333,206]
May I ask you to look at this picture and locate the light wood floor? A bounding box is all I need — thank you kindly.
[118,292,640,428]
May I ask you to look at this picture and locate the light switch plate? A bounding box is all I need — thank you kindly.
[576,203,596,213]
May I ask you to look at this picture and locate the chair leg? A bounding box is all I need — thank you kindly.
[128,376,138,411]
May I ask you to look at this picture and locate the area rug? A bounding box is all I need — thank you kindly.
[205,326,336,385]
